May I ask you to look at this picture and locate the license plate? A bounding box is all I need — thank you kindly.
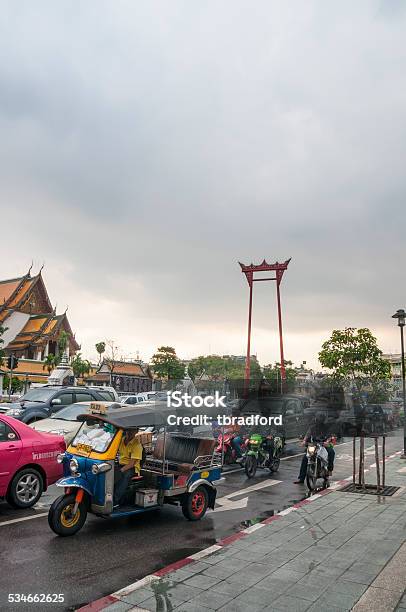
[76,443,92,453]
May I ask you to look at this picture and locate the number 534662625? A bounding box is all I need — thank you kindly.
[8,594,64,603]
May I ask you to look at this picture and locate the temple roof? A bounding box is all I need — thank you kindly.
[6,312,79,352]
[0,270,53,323]
[0,268,79,354]
[86,361,151,382]
[0,277,22,303]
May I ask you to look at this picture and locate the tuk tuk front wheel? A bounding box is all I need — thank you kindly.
[182,486,208,521]
[48,493,88,536]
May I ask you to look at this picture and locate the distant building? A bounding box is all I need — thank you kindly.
[382,353,403,393]
[222,354,258,363]
[86,360,152,394]
[0,268,79,389]
[293,365,314,395]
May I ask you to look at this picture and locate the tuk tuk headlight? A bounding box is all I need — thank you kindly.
[91,462,112,475]
[69,458,79,474]
[57,453,66,464]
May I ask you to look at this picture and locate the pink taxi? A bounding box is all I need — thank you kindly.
[0,415,65,509]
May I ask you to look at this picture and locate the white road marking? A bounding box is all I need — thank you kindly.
[213,479,281,513]
[0,512,48,527]
[213,497,250,512]
[222,440,355,473]
[0,440,401,527]
[225,479,282,498]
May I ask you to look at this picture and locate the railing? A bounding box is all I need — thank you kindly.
[194,454,222,468]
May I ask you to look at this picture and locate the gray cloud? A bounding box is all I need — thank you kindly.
[0,1,405,364]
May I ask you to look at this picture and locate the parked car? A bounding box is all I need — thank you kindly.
[236,395,308,440]
[136,391,157,402]
[30,401,122,445]
[87,386,119,401]
[0,386,116,424]
[120,395,143,405]
[0,415,65,508]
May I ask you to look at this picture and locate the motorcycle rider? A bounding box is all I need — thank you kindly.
[294,412,335,484]
[244,419,279,464]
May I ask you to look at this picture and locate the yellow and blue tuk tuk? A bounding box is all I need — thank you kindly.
[48,405,221,536]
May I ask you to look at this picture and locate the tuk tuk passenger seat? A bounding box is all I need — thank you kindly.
[152,434,216,474]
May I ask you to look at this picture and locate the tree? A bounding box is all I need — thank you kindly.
[58,330,70,357]
[71,353,92,381]
[151,346,185,382]
[95,341,106,365]
[188,355,226,381]
[318,328,391,404]
[103,339,119,385]
[263,361,296,393]
[43,353,59,374]
[188,355,262,382]
[3,374,23,394]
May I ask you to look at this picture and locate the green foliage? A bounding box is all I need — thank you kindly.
[3,374,23,393]
[319,327,391,403]
[95,341,106,364]
[263,361,296,392]
[43,353,59,373]
[151,346,185,382]
[71,353,92,380]
[188,355,262,381]
[319,328,390,380]
[58,330,70,355]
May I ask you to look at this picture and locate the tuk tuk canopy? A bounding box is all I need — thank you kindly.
[77,406,172,430]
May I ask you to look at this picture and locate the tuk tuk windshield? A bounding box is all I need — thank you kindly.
[72,420,117,453]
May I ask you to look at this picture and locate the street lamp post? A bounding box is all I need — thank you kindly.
[392,309,406,457]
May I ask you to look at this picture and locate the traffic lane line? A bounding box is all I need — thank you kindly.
[0,438,400,528]
[0,512,48,527]
[220,439,356,476]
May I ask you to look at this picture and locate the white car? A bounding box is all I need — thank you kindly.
[120,395,143,405]
[136,391,158,402]
[30,401,122,445]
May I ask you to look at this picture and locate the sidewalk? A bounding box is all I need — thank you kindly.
[80,454,406,612]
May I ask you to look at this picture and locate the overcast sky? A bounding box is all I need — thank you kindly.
[1,1,405,368]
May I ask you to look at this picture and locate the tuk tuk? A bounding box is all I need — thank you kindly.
[48,405,221,536]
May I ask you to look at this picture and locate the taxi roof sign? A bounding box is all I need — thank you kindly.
[90,402,108,414]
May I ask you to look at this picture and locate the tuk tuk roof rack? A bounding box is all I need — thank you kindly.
[77,406,171,429]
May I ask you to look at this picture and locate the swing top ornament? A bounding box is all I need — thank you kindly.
[239,258,291,285]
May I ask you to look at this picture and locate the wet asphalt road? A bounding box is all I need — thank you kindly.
[0,431,403,612]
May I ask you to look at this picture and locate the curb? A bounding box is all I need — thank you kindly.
[77,450,403,611]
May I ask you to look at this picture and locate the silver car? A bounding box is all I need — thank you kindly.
[30,401,122,444]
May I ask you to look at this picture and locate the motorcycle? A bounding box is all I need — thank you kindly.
[244,433,284,478]
[306,438,330,491]
[215,432,245,465]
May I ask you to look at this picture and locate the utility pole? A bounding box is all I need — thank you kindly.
[392,309,406,457]
[8,355,15,398]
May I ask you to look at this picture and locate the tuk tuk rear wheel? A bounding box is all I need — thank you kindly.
[182,486,208,521]
[48,493,87,536]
